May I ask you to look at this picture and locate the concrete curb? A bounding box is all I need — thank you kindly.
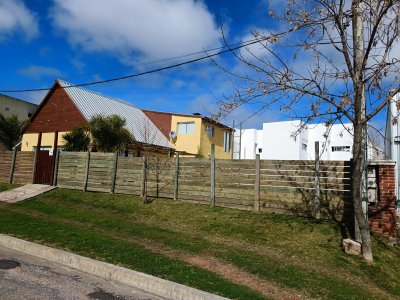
[0,234,228,300]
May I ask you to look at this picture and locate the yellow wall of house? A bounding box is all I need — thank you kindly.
[169,116,232,159]
[199,121,232,159]
[21,132,68,151]
[170,116,202,155]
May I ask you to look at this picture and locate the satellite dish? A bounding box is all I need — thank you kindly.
[169,131,177,139]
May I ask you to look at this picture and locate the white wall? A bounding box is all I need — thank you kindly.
[308,123,353,161]
[235,120,354,161]
[262,120,308,160]
[233,128,262,159]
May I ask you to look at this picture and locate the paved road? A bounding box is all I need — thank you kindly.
[0,245,165,300]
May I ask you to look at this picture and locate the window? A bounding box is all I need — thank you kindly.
[120,151,136,157]
[177,122,195,134]
[224,131,231,152]
[302,143,308,151]
[33,146,52,151]
[206,125,214,137]
[331,146,351,152]
[258,148,262,153]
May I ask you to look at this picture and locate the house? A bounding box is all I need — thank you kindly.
[0,94,37,151]
[384,93,400,205]
[143,110,233,159]
[0,94,37,121]
[21,80,172,155]
[234,120,366,161]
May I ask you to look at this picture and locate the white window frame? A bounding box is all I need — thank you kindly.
[223,131,231,152]
[177,122,195,134]
[206,125,214,137]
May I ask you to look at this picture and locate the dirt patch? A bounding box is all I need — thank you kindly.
[185,255,311,300]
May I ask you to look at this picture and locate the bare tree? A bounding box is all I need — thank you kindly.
[216,0,400,261]
[133,117,172,204]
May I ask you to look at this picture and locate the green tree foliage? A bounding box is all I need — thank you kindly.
[62,125,91,152]
[89,115,133,152]
[62,115,133,152]
[0,113,26,150]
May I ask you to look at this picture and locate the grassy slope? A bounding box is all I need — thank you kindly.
[0,183,20,192]
[0,188,399,299]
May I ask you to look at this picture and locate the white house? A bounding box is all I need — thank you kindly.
[384,93,400,203]
[234,120,355,161]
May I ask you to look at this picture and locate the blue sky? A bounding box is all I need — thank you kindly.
[0,0,284,128]
[0,0,390,131]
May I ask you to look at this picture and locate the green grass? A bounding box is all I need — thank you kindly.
[1,187,400,299]
[0,183,20,191]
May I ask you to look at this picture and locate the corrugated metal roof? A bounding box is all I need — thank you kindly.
[58,80,172,149]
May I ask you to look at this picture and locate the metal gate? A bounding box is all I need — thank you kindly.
[34,150,55,185]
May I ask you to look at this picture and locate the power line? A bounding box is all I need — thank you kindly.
[0,38,264,93]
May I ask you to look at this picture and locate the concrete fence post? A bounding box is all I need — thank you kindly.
[52,148,61,186]
[173,152,180,200]
[8,147,17,184]
[83,151,90,192]
[254,154,260,212]
[315,141,321,219]
[111,152,119,193]
[210,144,215,207]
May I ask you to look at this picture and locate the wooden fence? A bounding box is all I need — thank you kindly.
[0,151,35,184]
[56,151,352,221]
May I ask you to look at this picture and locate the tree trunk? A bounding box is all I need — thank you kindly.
[352,120,373,262]
[351,0,373,262]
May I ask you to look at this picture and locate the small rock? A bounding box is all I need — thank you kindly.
[343,238,361,256]
[386,237,397,247]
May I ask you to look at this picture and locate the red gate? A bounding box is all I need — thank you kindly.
[34,150,55,185]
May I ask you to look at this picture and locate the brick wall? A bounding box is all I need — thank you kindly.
[368,163,397,239]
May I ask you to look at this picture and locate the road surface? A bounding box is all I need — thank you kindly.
[0,245,165,300]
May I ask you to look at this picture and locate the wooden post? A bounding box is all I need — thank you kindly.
[254,154,260,212]
[32,132,42,184]
[52,148,61,186]
[37,132,42,150]
[51,131,59,187]
[231,120,235,160]
[141,156,146,197]
[53,131,58,151]
[32,148,38,184]
[173,152,180,200]
[315,141,321,219]
[238,123,242,159]
[211,144,215,207]
[83,150,90,192]
[8,147,17,184]
[111,152,119,193]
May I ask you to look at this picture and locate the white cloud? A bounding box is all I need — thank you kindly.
[50,0,221,62]
[18,65,63,80]
[239,30,271,62]
[0,0,39,42]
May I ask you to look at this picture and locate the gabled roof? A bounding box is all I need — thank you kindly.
[57,80,172,149]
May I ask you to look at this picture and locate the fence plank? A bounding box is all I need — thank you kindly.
[210,144,215,207]
[46,152,353,221]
